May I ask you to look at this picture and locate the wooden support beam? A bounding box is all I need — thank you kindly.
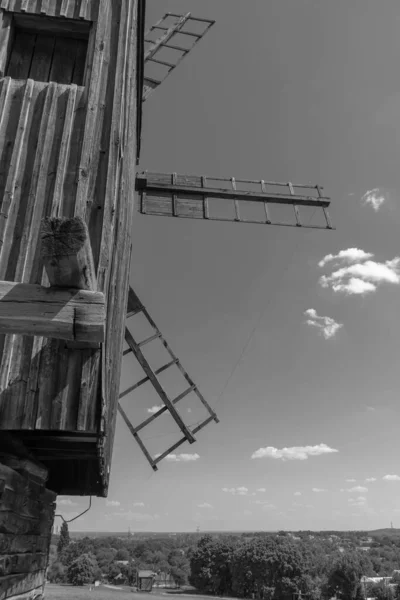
[0,281,104,343]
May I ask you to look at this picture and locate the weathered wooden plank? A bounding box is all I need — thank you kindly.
[0,12,13,78]
[52,85,78,218]
[0,570,46,600]
[0,553,47,577]
[74,0,111,220]
[77,347,100,431]
[3,585,44,600]
[29,35,55,82]
[6,32,36,79]
[0,534,50,555]
[0,79,34,278]
[0,281,105,343]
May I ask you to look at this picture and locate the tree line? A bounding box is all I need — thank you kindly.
[189,534,400,600]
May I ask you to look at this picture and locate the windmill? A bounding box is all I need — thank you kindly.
[118,13,334,472]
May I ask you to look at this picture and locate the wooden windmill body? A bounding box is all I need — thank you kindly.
[0,6,333,599]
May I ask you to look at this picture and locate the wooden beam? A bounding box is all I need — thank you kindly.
[0,281,104,344]
[136,176,331,208]
[41,216,97,290]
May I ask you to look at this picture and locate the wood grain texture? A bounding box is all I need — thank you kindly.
[0,0,143,499]
[0,0,98,20]
[0,281,105,343]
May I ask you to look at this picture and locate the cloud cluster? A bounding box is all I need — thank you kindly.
[222,487,249,496]
[251,443,338,461]
[294,491,302,497]
[257,488,266,493]
[253,500,275,509]
[346,479,356,483]
[164,453,200,462]
[198,503,213,509]
[57,498,78,507]
[147,405,164,414]
[383,474,400,481]
[133,502,145,507]
[349,496,367,507]
[365,477,377,483]
[319,248,400,295]
[312,488,326,493]
[341,486,368,493]
[304,309,342,339]
[362,188,386,211]
[106,500,121,507]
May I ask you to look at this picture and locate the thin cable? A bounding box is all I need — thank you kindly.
[214,207,318,408]
[55,496,92,524]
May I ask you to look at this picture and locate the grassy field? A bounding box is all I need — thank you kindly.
[46,584,132,599]
[45,584,209,600]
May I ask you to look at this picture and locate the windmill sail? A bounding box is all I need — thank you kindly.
[119,288,219,471]
[143,13,215,101]
[136,172,334,230]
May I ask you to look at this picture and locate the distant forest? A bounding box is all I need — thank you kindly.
[48,528,400,599]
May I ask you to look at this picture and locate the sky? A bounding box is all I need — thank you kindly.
[56,0,400,533]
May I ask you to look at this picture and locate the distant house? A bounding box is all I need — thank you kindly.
[116,560,130,566]
[137,570,156,592]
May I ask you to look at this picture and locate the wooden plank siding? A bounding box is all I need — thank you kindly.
[0,0,98,21]
[0,0,143,496]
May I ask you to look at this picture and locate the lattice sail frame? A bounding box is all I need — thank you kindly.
[136,172,333,229]
[118,288,219,471]
[143,13,215,101]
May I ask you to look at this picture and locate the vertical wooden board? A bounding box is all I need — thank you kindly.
[35,338,62,429]
[71,39,87,85]
[0,12,13,78]
[49,37,76,84]
[52,83,77,218]
[0,80,25,202]
[49,345,70,430]
[22,335,43,429]
[29,34,55,82]
[5,83,44,282]
[62,87,86,218]
[7,32,36,80]
[77,348,100,431]
[63,349,83,430]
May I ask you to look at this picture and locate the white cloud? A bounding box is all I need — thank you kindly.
[294,491,302,497]
[106,500,120,507]
[253,500,275,509]
[198,503,213,509]
[365,478,377,483]
[257,488,267,493]
[161,453,200,462]
[57,498,78,506]
[304,308,343,339]
[147,405,163,414]
[346,486,368,493]
[133,502,145,507]
[349,496,367,507]
[362,188,386,211]
[251,443,338,461]
[318,248,373,268]
[346,479,356,483]
[222,486,249,496]
[114,511,160,522]
[383,474,400,481]
[319,249,400,296]
[312,488,326,493]
[243,509,252,516]
[366,406,376,412]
